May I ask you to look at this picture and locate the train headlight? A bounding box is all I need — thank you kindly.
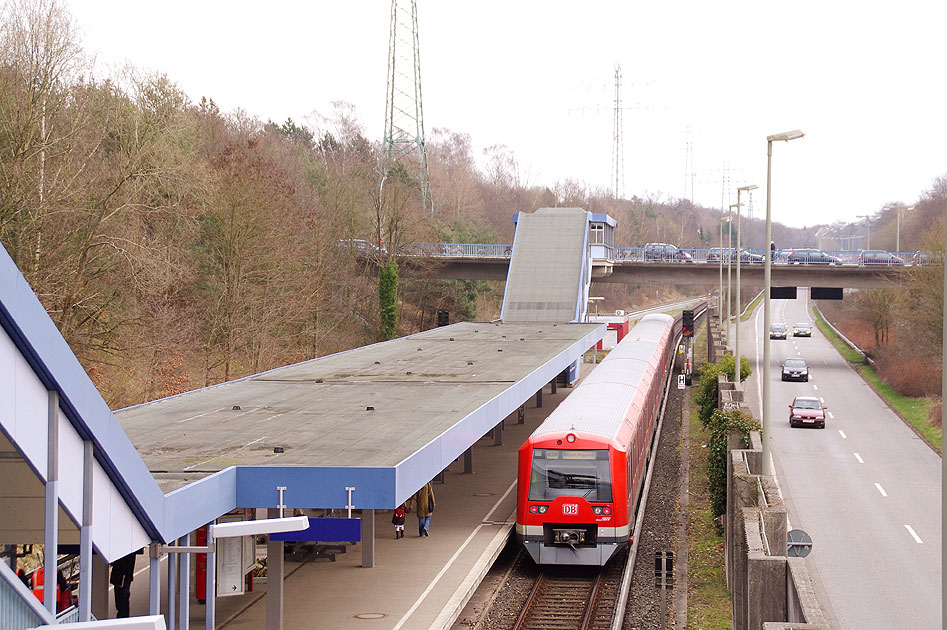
[538,505,548,514]
[592,507,602,515]
[602,506,612,515]
[529,505,539,514]
[566,433,576,443]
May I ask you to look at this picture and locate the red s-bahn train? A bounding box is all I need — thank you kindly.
[516,313,676,565]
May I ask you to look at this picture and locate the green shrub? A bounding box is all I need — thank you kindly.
[707,408,761,524]
[694,354,751,428]
[379,261,398,340]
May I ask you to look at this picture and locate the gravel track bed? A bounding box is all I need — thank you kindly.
[622,380,684,630]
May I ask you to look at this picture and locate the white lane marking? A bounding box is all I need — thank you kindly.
[905,525,923,544]
[391,479,517,630]
[828,412,835,420]
[838,428,846,438]
[854,453,864,463]
[797,350,801,356]
[820,397,825,403]
[874,483,888,497]
[812,384,818,391]
[176,406,228,424]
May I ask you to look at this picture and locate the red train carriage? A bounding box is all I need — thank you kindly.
[516,313,675,565]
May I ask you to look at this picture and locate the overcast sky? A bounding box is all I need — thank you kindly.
[67,0,945,229]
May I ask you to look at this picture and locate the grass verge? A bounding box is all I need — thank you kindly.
[686,326,731,629]
[686,387,731,629]
[739,289,764,322]
[812,304,941,452]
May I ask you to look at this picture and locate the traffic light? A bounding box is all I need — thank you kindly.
[682,310,694,337]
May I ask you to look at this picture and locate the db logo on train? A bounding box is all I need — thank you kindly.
[562,504,579,515]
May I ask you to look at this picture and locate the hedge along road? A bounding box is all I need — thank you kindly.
[741,287,940,630]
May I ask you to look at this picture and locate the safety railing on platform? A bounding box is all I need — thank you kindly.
[0,560,55,630]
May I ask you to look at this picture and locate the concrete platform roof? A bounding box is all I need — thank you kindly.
[116,321,602,535]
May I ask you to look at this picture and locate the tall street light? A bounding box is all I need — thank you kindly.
[734,184,758,384]
[763,129,804,476]
[719,215,731,339]
[726,205,733,346]
[897,206,912,253]
[856,215,871,250]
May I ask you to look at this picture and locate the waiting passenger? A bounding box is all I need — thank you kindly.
[410,482,436,537]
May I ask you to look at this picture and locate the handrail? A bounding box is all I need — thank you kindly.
[0,559,55,629]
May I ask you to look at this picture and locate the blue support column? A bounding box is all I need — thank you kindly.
[44,390,59,618]
[149,548,161,616]
[179,534,190,630]
[78,440,93,621]
[205,521,216,630]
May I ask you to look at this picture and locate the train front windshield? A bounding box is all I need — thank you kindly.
[529,449,612,502]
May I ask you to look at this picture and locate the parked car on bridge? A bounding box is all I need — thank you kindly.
[706,248,765,264]
[792,323,812,337]
[786,248,841,265]
[781,358,809,382]
[788,396,826,428]
[769,323,788,339]
[857,250,904,266]
[643,243,693,262]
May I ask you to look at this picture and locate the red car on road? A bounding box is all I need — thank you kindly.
[789,396,827,428]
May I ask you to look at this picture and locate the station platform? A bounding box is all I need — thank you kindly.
[118,378,575,629]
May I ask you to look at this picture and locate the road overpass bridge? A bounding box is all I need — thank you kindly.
[376,242,913,289]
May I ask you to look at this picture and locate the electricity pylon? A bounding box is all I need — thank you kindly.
[612,64,624,199]
[381,0,434,216]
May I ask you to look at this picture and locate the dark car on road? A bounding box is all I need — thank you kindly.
[786,248,841,265]
[792,322,812,337]
[644,243,693,262]
[788,396,826,428]
[781,358,809,381]
[857,250,904,266]
[770,323,788,339]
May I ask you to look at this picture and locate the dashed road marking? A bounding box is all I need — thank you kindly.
[820,397,825,403]
[838,429,846,438]
[854,453,864,463]
[828,412,835,420]
[874,483,888,497]
[813,384,819,391]
[905,525,923,544]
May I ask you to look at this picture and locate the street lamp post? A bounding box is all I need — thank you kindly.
[734,184,758,384]
[763,129,804,477]
[897,206,913,253]
[727,206,733,346]
[719,215,731,338]
[857,215,871,250]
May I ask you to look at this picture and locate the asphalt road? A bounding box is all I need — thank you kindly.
[739,288,941,630]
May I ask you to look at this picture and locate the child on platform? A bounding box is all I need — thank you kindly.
[392,503,406,538]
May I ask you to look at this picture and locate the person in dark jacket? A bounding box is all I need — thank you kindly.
[410,482,436,537]
[110,552,137,618]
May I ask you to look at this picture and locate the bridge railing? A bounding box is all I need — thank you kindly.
[340,240,933,266]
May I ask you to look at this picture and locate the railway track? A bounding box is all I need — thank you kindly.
[474,545,628,630]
